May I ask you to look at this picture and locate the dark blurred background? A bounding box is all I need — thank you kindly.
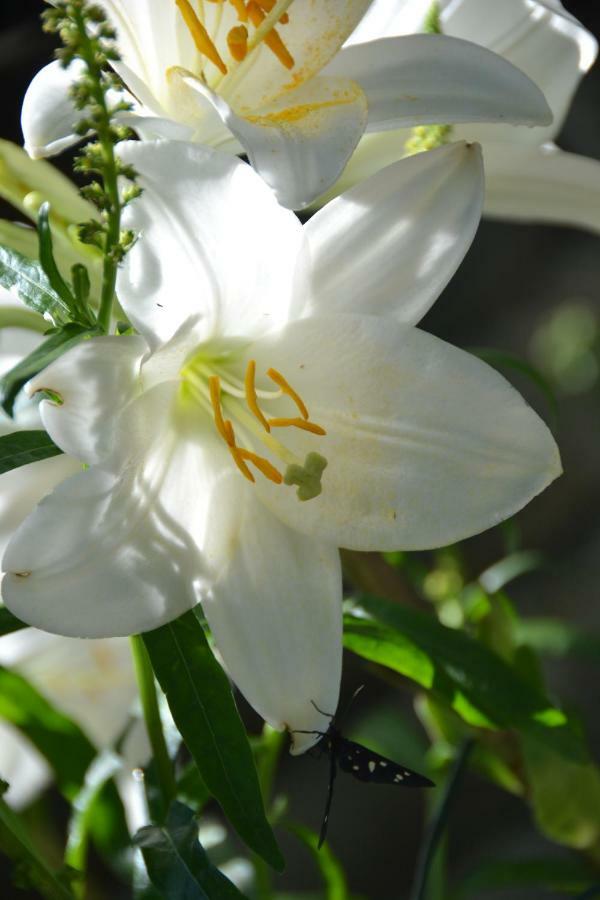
[0,2,599,898]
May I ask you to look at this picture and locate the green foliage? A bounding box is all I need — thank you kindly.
[0,322,99,416]
[135,801,249,899]
[0,794,76,900]
[454,857,598,897]
[344,596,585,761]
[523,738,600,857]
[0,430,62,475]
[0,606,26,637]
[0,243,71,324]
[288,824,349,900]
[142,609,284,871]
[515,617,600,662]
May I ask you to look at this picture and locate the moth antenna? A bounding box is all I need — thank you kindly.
[339,683,366,725]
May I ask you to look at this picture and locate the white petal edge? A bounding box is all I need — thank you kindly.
[303,141,483,324]
[482,142,600,235]
[0,720,51,809]
[201,492,342,754]
[117,140,304,349]
[324,34,552,131]
[177,74,368,210]
[251,314,562,551]
[28,335,147,466]
[21,61,84,159]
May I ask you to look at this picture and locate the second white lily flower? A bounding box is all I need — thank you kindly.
[2,141,561,750]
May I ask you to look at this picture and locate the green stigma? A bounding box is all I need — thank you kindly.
[284,452,327,502]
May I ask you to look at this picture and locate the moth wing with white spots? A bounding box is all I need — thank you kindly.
[335,736,434,787]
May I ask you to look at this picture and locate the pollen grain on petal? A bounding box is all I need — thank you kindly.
[175,0,228,75]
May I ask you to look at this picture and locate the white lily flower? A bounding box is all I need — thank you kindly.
[0,298,145,825]
[21,0,553,208]
[2,141,560,750]
[331,0,600,232]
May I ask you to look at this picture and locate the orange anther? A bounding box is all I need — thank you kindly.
[245,360,271,432]
[227,24,249,60]
[246,2,294,69]
[175,0,228,75]
[209,376,235,447]
[267,367,309,419]
[230,447,256,482]
[238,448,283,484]
[255,0,289,23]
[269,417,326,436]
[229,0,248,21]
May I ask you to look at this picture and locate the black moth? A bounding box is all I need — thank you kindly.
[296,702,435,848]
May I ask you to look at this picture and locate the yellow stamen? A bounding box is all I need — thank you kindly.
[209,375,235,446]
[229,0,248,21]
[230,446,256,482]
[245,359,271,432]
[237,448,283,484]
[267,367,309,419]
[246,2,294,69]
[255,0,289,23]
[227,25,249,62]
[269,417,326,436]
[175,0,228,75]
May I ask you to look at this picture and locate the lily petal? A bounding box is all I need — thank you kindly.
[482,142,600,235]
[27,335,146,466]
[21,61,84,160]
[2,382,235,638]
[202,492,342,754]
[251,315,561,551]
[303,141,483,324]
[199,75,368,209]
[118,140,304,349]
[324,34,552,131]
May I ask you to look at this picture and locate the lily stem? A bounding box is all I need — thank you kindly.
[130,635,177,820]
[72,2,122,333]
[253,726,285,900]
[409,738,474,900]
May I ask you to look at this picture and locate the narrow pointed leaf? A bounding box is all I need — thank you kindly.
[345,596,585,761]
[0,430,62,475]
[0,243,70,322]
[134,802,249,899]
[143,610,284,871]
[455,857,597,897]
[0,794,75,900]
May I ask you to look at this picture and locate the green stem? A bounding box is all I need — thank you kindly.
[409,739,474,900]
[130,635,176,821]
[72,4,121,333]
[253,727,284,900]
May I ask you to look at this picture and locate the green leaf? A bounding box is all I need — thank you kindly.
[134,802,249,899]
[515,618,600,662]
[0,605,26,637]
[38,203,78,312]
[0,794,75,900]
[0,305,46,333]
[0,242,70,322]
[454,857,597,897]
[345,596,585,761]
[0,322,99,415]
[143,610,284,871]
[288,824,349,900]
[0,666,97,800]
[65,750,130,872]
[0,430,62,475]
[523,738,600,853]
